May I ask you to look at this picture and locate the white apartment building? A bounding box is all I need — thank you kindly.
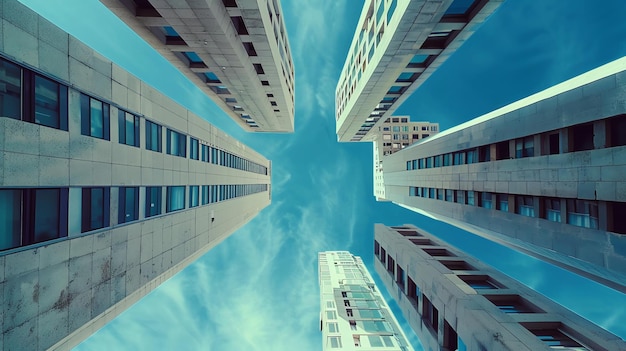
[101,0,295,133]
[335,0,502,142]
[374,224,626,351]
[318,251,414,351]
[381,57,626,293]
[372,117,438,201]
[0,1,271,349]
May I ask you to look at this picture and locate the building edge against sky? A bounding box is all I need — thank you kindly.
[335,0,503,142]
[380,56,626,293]
[318,251,414,351]
[374,224,626,351]
[0,1,271,350]
[101,0,295,133]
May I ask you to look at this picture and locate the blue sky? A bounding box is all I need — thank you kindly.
[18,0,626,350]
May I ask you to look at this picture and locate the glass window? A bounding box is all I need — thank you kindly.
[190,138,199,160]
[482,192,493,209]
[166,186,186,212]
[35,75,62,129]
[326,311,337,320]
[434,155,442,167]
[567,199,599,229]
[387,0,397,23]
[82,187,109,233]
[443,153,451,166]
[466,148,477,164]
[189,186,199,208]
[572,124,594,151]
[610,114,626,147]
[0,59,22,120]
[445,189,454,202]
[146,186,162,217]
[456,190,465,204]
[202,144,209,162]
[497,194,509,212]
[467,191,475,206]
[453,151,465,165]
[119,187,139,224]
[517,196,535,217]
[119,110,140,147]
[34,189,62,243]
[425,157,432,168]
[80,93,110,140]
[0,189,21,250]
[167,129,187,157]
[515,136,534,158]
[145,120,162,152]
[328,336,342,348]
[545,198,561,222]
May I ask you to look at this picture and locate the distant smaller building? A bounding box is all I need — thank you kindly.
[374,224,626,351]
[318,251,414,351]
[372,117,439,201]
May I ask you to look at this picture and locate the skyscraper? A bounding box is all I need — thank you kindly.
[335,0,502,142]
[0,1,271,349]
[318,251,414,351]
[378,57,626,293]
[101,0,295,133]
[374,224,626,351]
[372,117,439,201]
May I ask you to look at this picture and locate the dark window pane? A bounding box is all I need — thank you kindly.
[125,113,136,146]
[90,98,104,138]
[572,124,594,151]
[167,186,186,212]
[33,189,60,243]
[0,189,22,250]
[34,75,60,128]
[146,186,162,217]
[119,187,138,223]
[0,59,22,120]
[82,188,108,232]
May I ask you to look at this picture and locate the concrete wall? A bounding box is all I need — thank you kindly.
[374,224,626,351]
[0,1,271,350]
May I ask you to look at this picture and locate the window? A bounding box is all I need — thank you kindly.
[327,322,338,333]
[166,186,186,213]
[434,155,442,167]
[517,196,535,217]
[146,186,162,217]
[572,123,594,151]
[202,144,209,162]
[368,335,394,348]
[459,275,502,290]
[118,110,140,147]
[548,132,560,154]
[202,185,209,205]
[0,59,22,120]
[466,148,477,164]
[496,140,510,160]
[261,80,270,86]
[326,311,337,320]
[479,145,491,162]
[453,151,465,165]
[82,187,110,233]
[167,129,187,157]
[80,94,110,139]
[443,321,458,351]
[0,188,68,250]
[242,42,257,56]
[374,240,380,255]
[189,186,199,208]
[455,190,465,204]
[34,74,67,129]
[485,295,542,314]
[445,189,454,202]
[146,120,162,152]
[467,191,475,206]
[567,200,598,229]
[190,138,199,160]
[254,64,265,74]
[118,187,139,224]
[230,16,249,35]
[609,114,626,147]
[443,153,451,166]
[328,336,342,348]
[407,276,419,305]
[497,194,509,212]
[545,198,561,222]
[425,157,432,168]
[422,295,439,334]
[481,192,493,209]
[515,136,534,158]
[387,0,397,23]
[523,324,590,350]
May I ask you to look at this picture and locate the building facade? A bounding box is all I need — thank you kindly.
[374,224,626,351]
[373,117,438,201]
[318,251,414,351]
[380,57,626,293]
[335,0,502,142]
[0,1,271,349]
[101,0,295,133]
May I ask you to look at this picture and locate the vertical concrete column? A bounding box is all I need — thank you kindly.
[593,120,607,149]
[508,140,516,159]
[560,198,568,224]
[562,128,572,153]
[598,201,609,231]
[533,196,542,218]
[533,134,542,156]
[490,143,497,161]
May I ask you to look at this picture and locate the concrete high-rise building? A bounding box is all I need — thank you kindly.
[335,0,502,142]
[380,57,626,293]
[101,0,295,133]
[318,251,414,351]
[374,224,626,351]
[372,117,438,201]
[0,1,270,349]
